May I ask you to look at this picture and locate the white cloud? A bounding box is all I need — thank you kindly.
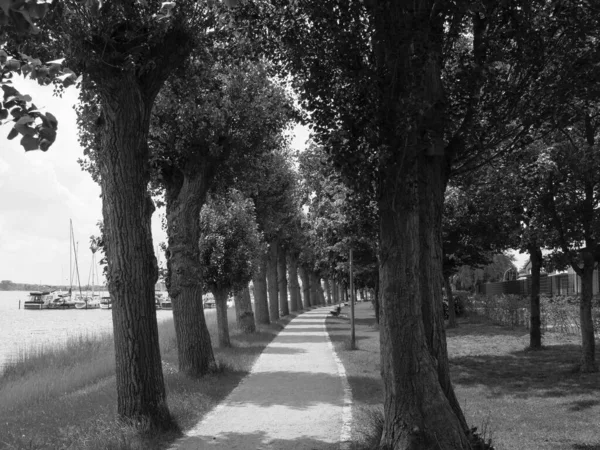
[0,77,164,285]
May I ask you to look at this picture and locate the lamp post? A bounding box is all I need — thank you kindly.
[350,247,355,349]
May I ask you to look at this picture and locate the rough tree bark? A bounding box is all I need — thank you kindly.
[213,287,231,348]
[444,275,457,329]
[577,251,597,372]
[164,169,216,377]
[373,2,470,447]
[298,265,311,308]
[234,286,256,334]
[378,152,469,449]
[99,75,172,428]
[277,243,289,316]
[267,240,279,321]
[528,244,542,349]
[420,153,468,432]
[252,253,270,325]
[289,252,301,312]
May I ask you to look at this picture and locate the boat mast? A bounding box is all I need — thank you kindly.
[69,219,72,294]
[70,220,84,298]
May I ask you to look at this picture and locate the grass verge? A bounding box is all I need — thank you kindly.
[0,308,297,450]
[325,303,600,450]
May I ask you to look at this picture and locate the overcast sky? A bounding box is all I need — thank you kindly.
[0,77,311,286]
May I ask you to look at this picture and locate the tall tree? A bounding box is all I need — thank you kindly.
[199,190,263,347]
[60,0,211,427]
[257,1,557,445]
[149,57,293,374]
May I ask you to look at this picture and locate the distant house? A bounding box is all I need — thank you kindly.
[479,259,599,296]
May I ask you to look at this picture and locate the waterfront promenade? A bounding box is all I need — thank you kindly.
[170,307,352,450]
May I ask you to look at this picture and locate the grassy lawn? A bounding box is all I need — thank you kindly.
[0,308,297,450]
[326,302,600,450]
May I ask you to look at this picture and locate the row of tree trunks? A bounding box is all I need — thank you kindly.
[267,240,279,321]
[289,252,301,312]
[318,278,327,304]
[253,254,270,325]
[325,279,332,305]
[234,287,256,334]
[277,243,290,316]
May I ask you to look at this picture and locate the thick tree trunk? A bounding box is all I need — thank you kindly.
[234,287,256,334]
[529,245,543,349]
[578,253,597,372]
[419,154,468,433]
[213,288,231,348]
[267,240,279,321]
[165,170,216,377]
[298,265,311,308]
[289,252,301,312]
[444,276,457,328]
[252,253,270,325]
[99,77,171,428]
[378,153,469,449]
[277,243,289,316]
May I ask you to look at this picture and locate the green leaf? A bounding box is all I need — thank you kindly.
[15,122,36,136]
[7,127,19,140]
[45,112,58,129]
[16,115,34,126]
[20,134,38,151]
[0,109,8,120]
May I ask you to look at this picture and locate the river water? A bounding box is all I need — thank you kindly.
[0,290,175,370]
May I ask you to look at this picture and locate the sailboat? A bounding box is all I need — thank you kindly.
[75,242,101,309]
[26,220,80,310]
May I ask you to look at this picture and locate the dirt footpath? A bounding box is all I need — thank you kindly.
[169,307,350,450]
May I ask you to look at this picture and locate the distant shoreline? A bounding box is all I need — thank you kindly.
[0,283,104,292]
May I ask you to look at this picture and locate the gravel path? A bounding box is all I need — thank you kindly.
[170,307,350,450]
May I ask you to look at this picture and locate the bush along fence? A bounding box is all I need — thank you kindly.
[465,294,600,335]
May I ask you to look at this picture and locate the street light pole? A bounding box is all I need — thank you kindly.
[350,247,355,349]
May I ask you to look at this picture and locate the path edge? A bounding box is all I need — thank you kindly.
[322,307,353,450]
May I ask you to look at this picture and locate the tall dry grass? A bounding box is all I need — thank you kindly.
[0,307,291,450]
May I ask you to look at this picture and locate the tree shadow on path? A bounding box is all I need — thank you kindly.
[174,429,339,450]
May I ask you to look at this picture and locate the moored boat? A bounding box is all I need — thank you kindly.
[24,291,74,310]
[100,295,112,309]
[74,294,101,309]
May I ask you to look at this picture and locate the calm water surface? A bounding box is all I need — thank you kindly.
[0,290,174,370]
